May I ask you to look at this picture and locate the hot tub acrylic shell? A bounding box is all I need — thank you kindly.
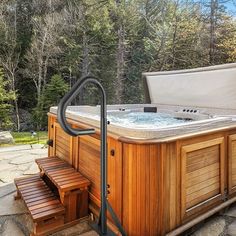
[48,108,236,235]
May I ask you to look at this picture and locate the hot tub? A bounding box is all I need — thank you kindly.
[48,63,236,235]
[50,104,236,140]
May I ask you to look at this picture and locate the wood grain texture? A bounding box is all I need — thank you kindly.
[228,134,236,195]
[107,138,123,221]
[181,137,224,220]
[14,175,65,236]
[79,135,101,200]
[48,114,236,236]
[123,143,164,236]
[53,123,72,163]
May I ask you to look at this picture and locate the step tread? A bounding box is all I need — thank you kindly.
[15,175,65,222]
[36,156,90,192]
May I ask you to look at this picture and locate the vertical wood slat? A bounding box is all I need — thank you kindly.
[228,134,236,194]
[79,135,100,200]
[165,142,181,232]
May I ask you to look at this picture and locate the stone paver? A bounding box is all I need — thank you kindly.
[51,221,94,236]
[227,220,236,236]
[0,144,47,185]
[0,192,27,216]
[23,163,40,175]
[224,205,236,218]
[191,217,225,236]
[80,231,99,236]
[0,171,24,183]
[2,220,25,236]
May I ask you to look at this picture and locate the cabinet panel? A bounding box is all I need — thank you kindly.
[181,137,225,220]
[228,134,236,195]
[78,136,123,221]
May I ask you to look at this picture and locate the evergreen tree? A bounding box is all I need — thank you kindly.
[32,74,68,129]
[0,69,15,130]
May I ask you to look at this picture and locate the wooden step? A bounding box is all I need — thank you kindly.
[35,156,70,172]
[35,156,91,222]
[14,175,65,236]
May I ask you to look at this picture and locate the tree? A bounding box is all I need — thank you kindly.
[0,0,21,131]
[24,2,64,108]
[0,69,15,130]
[32,74,68,129]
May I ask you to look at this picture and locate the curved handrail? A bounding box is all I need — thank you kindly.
[57,76,105,136]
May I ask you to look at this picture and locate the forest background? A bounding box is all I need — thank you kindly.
[0,0,236,132]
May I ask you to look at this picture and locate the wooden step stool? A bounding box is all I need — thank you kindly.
[35,156,91,222]
[14,175,65,236]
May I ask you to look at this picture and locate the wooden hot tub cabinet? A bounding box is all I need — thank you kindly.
[48,113,236,235]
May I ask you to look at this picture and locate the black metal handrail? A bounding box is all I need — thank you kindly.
[57,75,126,236]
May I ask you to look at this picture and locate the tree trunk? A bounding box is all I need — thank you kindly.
[11,74,20,131]
[80,32,90,105]
[14,95,20,132]
[37,60,43,106]
[115,23,125,104]
[209,0,217,64]
[171,1,179,69]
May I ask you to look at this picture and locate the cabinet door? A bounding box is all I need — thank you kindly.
[228,134,236,195]
[181,137,225,221]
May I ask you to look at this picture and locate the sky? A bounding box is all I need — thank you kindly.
[224,1,236,14]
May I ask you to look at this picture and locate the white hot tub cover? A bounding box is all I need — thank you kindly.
[143,63,236,110]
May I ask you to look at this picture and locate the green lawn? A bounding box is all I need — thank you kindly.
[11,131,48,145]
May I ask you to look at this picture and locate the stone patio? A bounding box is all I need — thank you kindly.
[2,144,236,235]
[0,144,48,187]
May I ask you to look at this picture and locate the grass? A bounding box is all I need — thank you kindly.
[11,131,48,145]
